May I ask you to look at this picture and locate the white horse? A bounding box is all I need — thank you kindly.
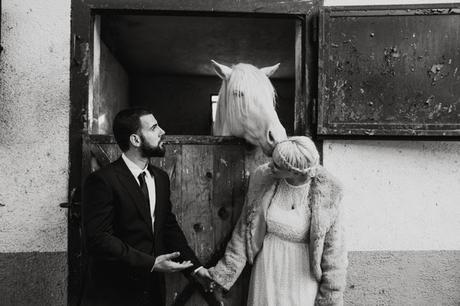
[211,60,287,156]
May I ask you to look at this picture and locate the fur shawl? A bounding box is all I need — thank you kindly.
[209,163,348,306]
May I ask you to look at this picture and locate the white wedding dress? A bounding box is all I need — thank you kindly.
[247,179,319,306]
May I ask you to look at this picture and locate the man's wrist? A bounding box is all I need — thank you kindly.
[192,266,204,275]
[150,257,157,272]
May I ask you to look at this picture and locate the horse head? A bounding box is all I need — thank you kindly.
[211,60,287,156]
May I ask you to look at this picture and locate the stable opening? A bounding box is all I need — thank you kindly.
[89,13,297,136]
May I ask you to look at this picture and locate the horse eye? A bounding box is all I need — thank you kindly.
[233,90,244,97]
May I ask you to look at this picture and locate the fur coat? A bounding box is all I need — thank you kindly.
[208,163,348,306]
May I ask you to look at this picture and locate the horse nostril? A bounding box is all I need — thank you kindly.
[267,130,275,145]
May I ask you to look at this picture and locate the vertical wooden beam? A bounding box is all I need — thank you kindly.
[294,18,305,136]
[88,15,100,134]
[150,145,186,306]
[179,144,213,305]
[212,145,248,306]
[69,1,92,304]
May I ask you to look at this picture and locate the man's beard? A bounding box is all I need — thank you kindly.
[140,135,165,158]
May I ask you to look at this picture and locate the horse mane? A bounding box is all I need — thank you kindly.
[214,63,277,135]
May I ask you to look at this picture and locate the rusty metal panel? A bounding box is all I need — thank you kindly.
[318,6,460,137]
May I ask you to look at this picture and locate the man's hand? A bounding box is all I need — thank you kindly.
[152,252,194,273]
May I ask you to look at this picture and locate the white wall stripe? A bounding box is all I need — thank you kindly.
[324,140,460,251]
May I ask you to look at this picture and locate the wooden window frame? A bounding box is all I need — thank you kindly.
[85,10,313,140]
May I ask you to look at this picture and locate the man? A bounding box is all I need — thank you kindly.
[81,108,211,306]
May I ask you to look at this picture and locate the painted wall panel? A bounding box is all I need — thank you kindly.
[0,252,67,306]
[346,250,460,305]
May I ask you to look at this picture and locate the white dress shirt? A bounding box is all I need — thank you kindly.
[122,154,156,232]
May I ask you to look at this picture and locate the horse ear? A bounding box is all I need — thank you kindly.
[211,60,232,80]
[261,63,280,77]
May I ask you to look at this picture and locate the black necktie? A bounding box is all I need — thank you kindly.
[138,172,150,205]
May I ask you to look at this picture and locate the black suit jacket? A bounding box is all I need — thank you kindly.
[81,157,200,306]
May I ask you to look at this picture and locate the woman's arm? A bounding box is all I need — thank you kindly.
[208,164,271,291]
[315,201,348,306]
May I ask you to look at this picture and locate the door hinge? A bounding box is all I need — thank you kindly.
[71,34,82,67]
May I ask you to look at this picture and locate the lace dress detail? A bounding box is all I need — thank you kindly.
[247,179,318,306]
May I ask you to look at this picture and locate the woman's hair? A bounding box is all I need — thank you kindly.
[272,136,320,177]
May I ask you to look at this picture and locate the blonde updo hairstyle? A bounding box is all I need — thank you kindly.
[272,136,320,178]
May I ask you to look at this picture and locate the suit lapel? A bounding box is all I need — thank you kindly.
[113,158,152,227]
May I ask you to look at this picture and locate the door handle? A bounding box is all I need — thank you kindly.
[59,187,82,222]
[59,187,80,208]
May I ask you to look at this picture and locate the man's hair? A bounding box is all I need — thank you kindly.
[113,108,152,152]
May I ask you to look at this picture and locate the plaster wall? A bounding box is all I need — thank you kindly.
[0,0,70,253]
[0,0,70,305]
[323,1,460,304]
[324,140,460,252]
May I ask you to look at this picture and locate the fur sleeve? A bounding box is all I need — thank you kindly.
[315,192,348,306]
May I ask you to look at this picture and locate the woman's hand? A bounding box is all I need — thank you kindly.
[194,267,216,292]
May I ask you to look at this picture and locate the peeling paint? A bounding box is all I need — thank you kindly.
[219,158,228,167]
[79,42,90,76]
[321,9,460,135]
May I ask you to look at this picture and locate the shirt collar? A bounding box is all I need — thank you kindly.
[122,153,149,179]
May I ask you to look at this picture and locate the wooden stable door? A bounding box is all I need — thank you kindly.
[78,135,267,305]
[69,2,316,305]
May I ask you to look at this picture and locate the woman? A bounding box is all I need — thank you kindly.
[208,136,347,306]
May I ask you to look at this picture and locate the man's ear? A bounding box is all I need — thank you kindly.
[129,134,141,148]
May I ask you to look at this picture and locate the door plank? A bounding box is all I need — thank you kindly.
[212,144,248,306]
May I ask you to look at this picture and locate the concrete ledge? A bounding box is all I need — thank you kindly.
[346,250,460,306]
[0,252,67,306]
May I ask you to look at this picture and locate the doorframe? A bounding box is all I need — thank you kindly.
[69,1,321,304]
